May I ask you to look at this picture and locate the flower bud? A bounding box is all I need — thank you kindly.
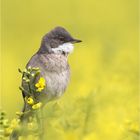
[26,97,34,105]
[16,112,24,116]
[31,73,35,77]
[28,66,31,70]
[25,79,30,83]
[32,102,42,110]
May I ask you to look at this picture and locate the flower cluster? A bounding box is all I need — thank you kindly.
[24,96,42,110]
[18,67,46,110]
[35,77,46,92]
[0,110,40,139]
[0,111,21,138]
[1,67,47,139]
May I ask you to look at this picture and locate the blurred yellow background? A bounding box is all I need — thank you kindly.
[1,0,139,140]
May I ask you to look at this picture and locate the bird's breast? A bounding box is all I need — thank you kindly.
[40,54,70,98]
[45,69,70,98]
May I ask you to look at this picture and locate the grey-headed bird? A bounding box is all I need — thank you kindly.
[23,26,82,109]
[10,26,81,140]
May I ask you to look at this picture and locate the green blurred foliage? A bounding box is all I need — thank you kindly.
[0,0,139,140]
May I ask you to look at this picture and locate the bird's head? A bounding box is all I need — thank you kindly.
[38,26,82,54]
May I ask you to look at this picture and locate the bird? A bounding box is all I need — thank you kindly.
[22,26,82,110]
[10,26,82,140]
[10,26,81,140]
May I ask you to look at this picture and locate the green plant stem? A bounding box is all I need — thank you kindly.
[36,108,45,140]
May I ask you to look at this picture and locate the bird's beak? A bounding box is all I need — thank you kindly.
[71,38,82,43]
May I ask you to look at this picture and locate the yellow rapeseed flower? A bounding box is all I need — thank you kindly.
[16,111,24,116]
[10,119,20,129]
[35,77,46,92]
[32,102,42,110]
[4,127,13,136]
[26,97,34,105]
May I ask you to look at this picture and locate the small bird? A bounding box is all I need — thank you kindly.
[21,26,82,111]
[10,27,81,140]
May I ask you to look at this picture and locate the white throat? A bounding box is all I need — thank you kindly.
[52,43,74,54]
